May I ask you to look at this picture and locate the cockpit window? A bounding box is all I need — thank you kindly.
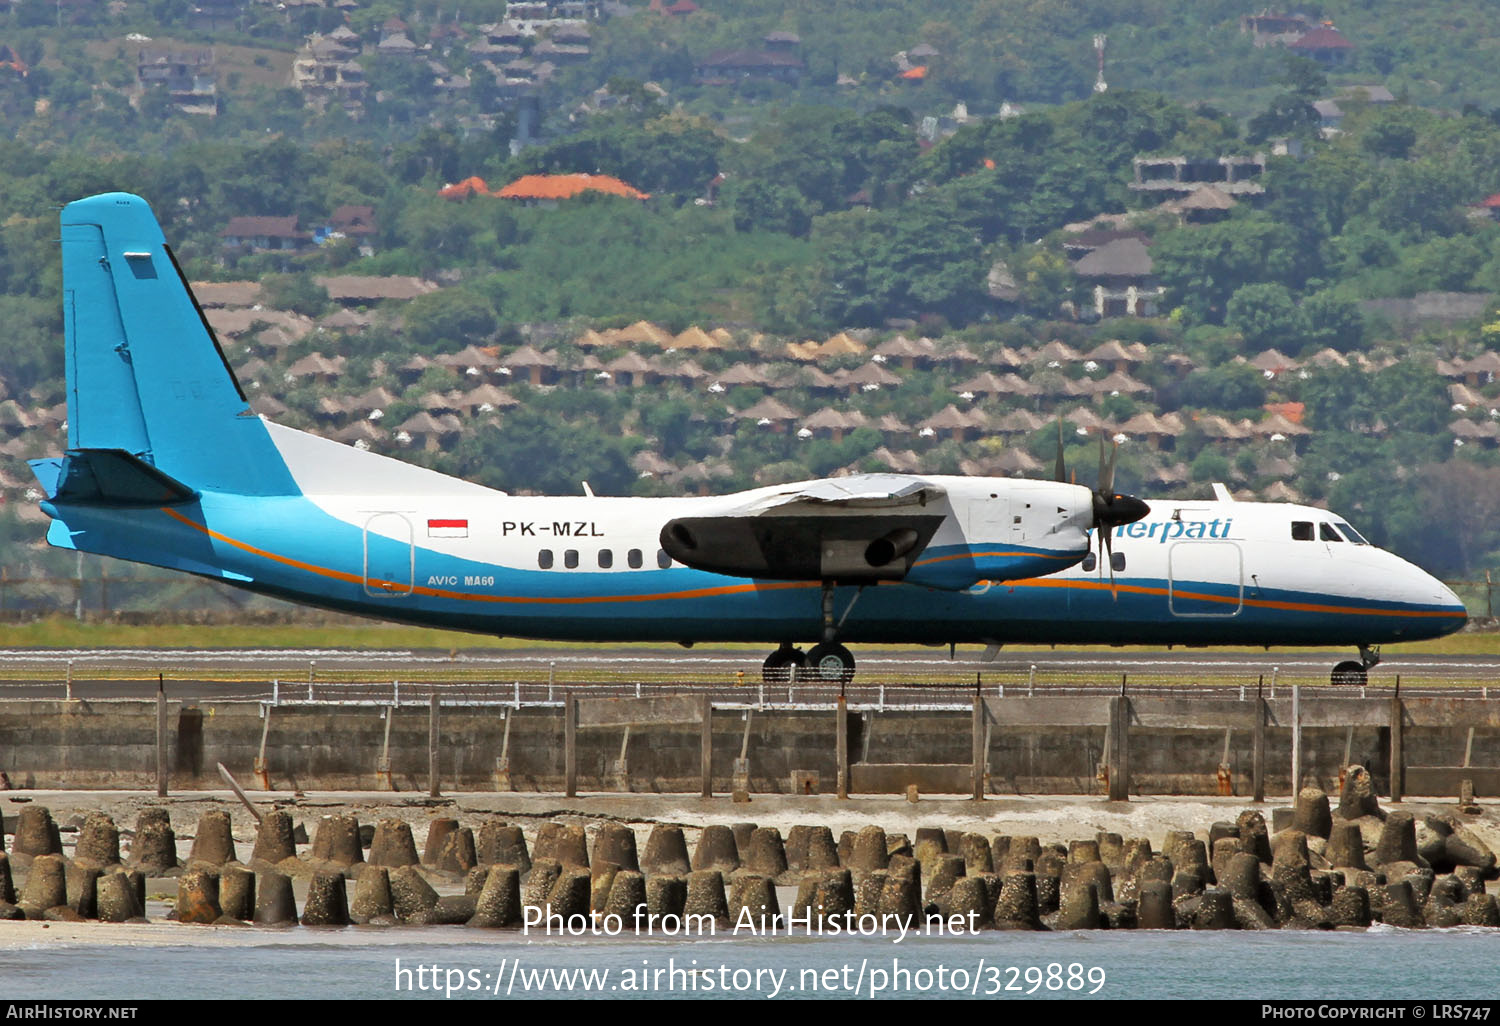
[1291,521,1314,541]
[1319,523,1344,542]
[1334,522,1369,545]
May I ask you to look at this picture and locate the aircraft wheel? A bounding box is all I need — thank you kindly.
[1330,660,1368,687]
[762,646,805,684]
[803,642,855,683]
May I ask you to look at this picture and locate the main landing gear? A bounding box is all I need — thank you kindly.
[1331,645,1381,687]
[760,581,859,684]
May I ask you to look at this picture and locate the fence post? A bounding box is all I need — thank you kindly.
[835,694,848,799]
[1291,685,1302,795]
[1107,695,1130,802]
[1390,696,1404,802]
[427,693,440,798]
[155,674,168,798]
[700,693,712,798]
[970,694,984,801]
[564,692,577,798]
[1252,694,1266,803]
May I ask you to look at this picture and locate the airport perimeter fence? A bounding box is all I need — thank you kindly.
[2,653,1500,708]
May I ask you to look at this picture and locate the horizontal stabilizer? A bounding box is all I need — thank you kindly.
[30,449,198,506]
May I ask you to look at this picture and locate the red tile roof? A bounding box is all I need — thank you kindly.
[496,173,649,201]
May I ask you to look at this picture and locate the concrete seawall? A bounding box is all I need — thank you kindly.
[3,693,1500,797]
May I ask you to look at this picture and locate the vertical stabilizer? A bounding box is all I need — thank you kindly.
[59,192,297,496]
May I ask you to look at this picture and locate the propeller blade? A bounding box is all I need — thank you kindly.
[1054,417,1066,483]
[1103,527,1118,602]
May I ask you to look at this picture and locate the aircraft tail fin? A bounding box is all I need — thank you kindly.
[59,193,297,497]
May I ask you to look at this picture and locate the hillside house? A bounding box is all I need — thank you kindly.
[221,215,309,254]
[137,50,218,115]
[695,49,803,86]
[1072,237,1163,318]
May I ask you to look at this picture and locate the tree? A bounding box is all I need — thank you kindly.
[1300,291,1366,352]
[1226,283,1304,353]
[1152,218,1303,324]
[400,289,497,351]
[260,273,330,318]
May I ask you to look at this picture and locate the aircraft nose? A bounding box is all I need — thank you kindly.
[1416,570,1468,635]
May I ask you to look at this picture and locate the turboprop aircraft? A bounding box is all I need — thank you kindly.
[27,193,1467,685]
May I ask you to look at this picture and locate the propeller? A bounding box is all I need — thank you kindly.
[1054,420,1151,599]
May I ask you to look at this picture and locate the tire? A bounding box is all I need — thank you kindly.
[762,647,805,684]
[803,642,855,683]
[1330,660,1368,687]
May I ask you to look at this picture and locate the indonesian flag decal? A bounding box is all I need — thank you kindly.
[427,518,469,538]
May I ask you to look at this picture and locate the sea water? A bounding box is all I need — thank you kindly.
[5,926,1500,1001]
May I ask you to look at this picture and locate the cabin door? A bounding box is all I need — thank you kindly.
[363,513,414,597]
[1167,541,1242,617]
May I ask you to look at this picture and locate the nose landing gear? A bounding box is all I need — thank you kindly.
[1331,645,1381,687]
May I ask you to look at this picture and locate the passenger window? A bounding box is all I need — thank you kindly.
[1081,552,1097,572]
[628,549,643,569]
[564,549,579,569]
[1320,523,1343,542]
[657,549,672,569]
[1291,521,1313,541]
[1110,552,1126,572]
[538,549,553,569]
[598,549,613,569]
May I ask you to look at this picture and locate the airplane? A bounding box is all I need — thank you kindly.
[26,193,1468,687]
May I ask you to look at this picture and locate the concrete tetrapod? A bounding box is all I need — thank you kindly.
[476,823,530,874]
[65,864,100,919]
[188,810,237,867]
[19,854,68,918]
[641,826,691,877]
[469,866,523,928]
[368,819,421,868]
[691,826,740,875]
[128,808,179,876]
[302,872,351,926]
[251,811,298,867]
[592,824,640,874]
[253,871,299,926]
[219,864,255,921]
[350,866,394,924]
[993,872,1043,931]
[727,874,779,928]
[311,816,364,868]
[12,807,63,866]
[421,819,460,867]
[684,869,730,924]
[603,871,647,922]
[96,870,142,923]
[388,866,439,924]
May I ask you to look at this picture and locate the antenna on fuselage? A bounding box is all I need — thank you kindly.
[1211,482,1233,502]
[582,481,595,497]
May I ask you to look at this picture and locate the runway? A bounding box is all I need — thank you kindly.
[2,644,1499,703]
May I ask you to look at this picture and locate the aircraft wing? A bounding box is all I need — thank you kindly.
[660,474,947,582]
